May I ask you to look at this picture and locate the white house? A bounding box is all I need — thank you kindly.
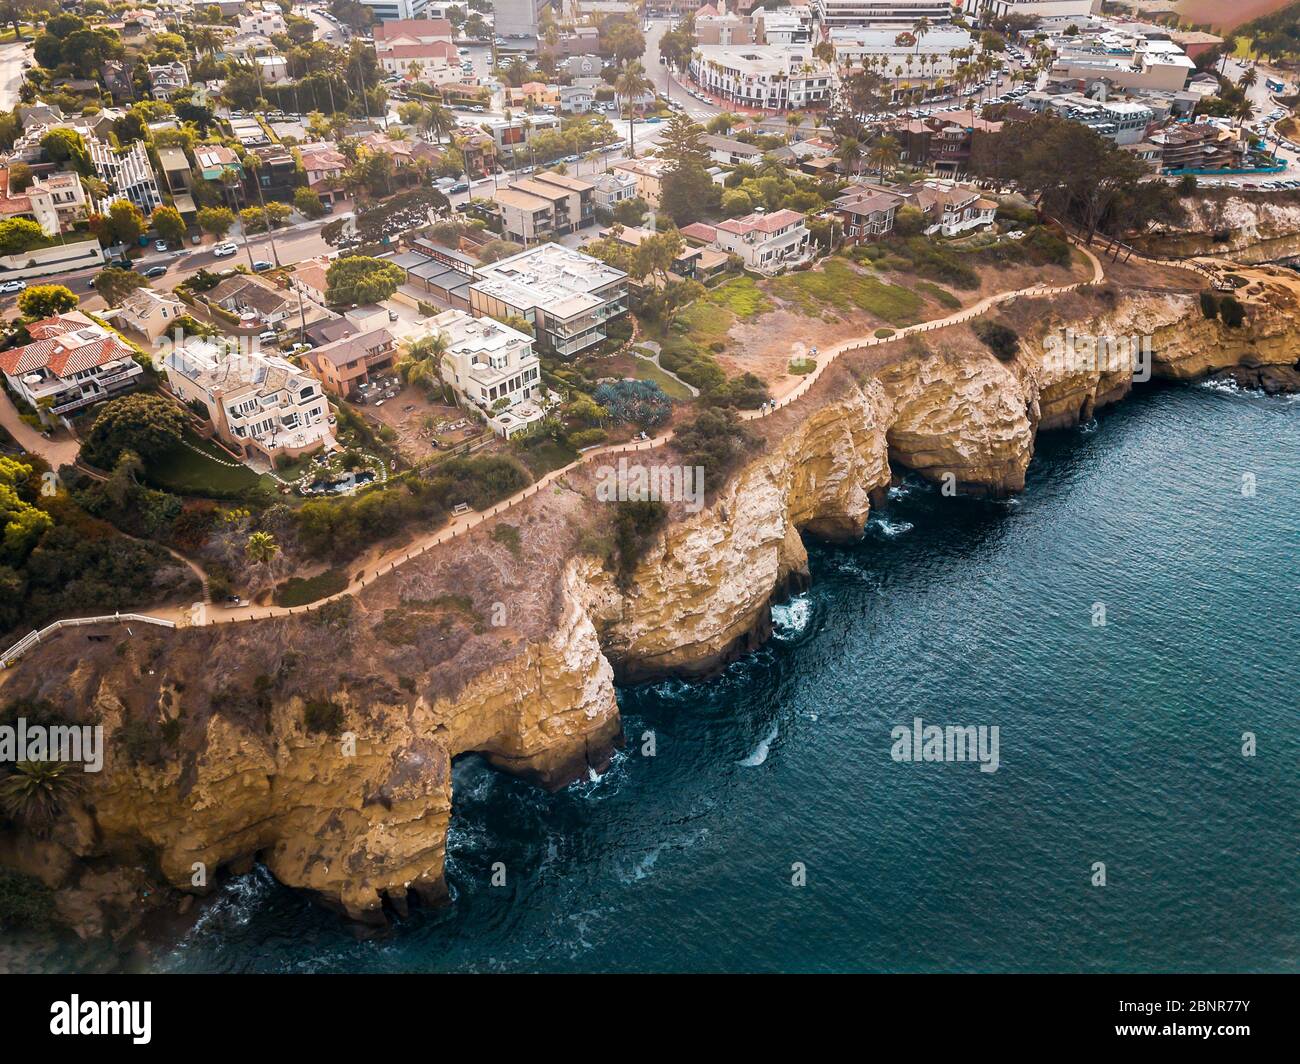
[427,309,545,437]
[692,208,811,274]
[164,339,334,463]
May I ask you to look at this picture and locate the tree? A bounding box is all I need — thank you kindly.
[293,187,327,219]
[615,60,653,159]
[658,112,719,225]
[93,199,147,248]
[867,134,901,178]
[396,332,449,395]
[837,135,863,174]
[39,127,92,175]
[152,205,186,247]
[0,456,53,566]
[81,394,186,470]
[0,761,84,837]
[17,285,77,320]
[92,267,147,306]
[324,255,405,304]
[0,218,46,255]
[245,530,279,564]
[197,206,235,238]
[603,20,645,65]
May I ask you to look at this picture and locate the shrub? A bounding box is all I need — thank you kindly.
[673,407,762,492]
[972,318,1020,361]
[303,698,344,736]
[592,379,672,428]
[1199,291,1219,319]
[0,868,55,930]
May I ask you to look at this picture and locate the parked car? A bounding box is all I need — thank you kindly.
[153,239,169,252]
[450,181,469,193]
[213,242,238,257]
[0,280,26,294]
[252,260,274,272]
[257,330,278,344]
[143,265,168,278]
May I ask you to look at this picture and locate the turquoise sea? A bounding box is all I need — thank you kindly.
[158,379,1300,973]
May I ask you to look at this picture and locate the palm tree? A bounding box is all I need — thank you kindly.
[1238,67,1258,90]
[913,17,931,60]
[0,761,84,837]
[616,60,653,159]
[246,531,279,565]
[838,135,862,174]
[419,101,455,144]
[1235,98,1255,130]
[397,333,450,399]
[786,110,802,142]
[868,134,900,179]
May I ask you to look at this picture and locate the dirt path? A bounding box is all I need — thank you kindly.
[20,239,1222,655]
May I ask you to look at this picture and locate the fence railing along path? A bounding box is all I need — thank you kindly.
[4,241,1136,662]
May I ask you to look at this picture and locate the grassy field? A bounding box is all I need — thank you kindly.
[146,433,266,497]
[914,281,962,310]
[769,259,925,326]
[629,354,695,399]
[274,568,348,607]
[673,275,774,351]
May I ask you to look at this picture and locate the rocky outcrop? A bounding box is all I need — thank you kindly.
[4,267,1298,949]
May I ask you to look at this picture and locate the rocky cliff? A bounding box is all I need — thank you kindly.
[3,264,1298,949]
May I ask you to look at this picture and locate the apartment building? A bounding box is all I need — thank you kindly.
[689,44,835,111]
[1147,123,1244,174]
[164,340,333,463]
[88,138,162,214]
[494,170,597,243]
[427,309,544,436]
[830,25,975,84]
[1049,34,1196,93]
[26,171,89,234]
[483,114,562,161]
[470,244,628,357]
[359,0,431,20]
[1019,91,1155,144]
[897,109,1004,173]
[0,312,143,425]
[810,0,951,29]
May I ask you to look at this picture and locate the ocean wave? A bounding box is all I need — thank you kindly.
[771,594,812,639]
[738,721,779,767]
[567,747,630,800]
[1078,417,1099,434]
[867,514,914,538]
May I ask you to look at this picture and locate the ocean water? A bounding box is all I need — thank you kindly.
[158,380,1300,973]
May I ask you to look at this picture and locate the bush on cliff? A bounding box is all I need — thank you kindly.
[613,500,667,587]
[1200,291,1219,319]
[973,318,1021,361]
[673,407,763,493]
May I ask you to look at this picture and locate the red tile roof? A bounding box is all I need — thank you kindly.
[714,209,805,236]
[0,312,133,378]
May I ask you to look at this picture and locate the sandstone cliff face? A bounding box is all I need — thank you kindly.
[4,276,1297,945]
[0,565,620,934]
[1141,195,1300,261]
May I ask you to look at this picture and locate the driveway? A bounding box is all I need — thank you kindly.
[0,390,80,468]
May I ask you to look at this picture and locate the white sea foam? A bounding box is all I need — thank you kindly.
[738,721,779,767]
[771,594,811,639]
[868,514,914,538]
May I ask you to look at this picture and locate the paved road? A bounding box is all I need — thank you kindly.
[0,39,31,112]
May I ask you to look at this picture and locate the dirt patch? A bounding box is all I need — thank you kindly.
[361,385,488,463]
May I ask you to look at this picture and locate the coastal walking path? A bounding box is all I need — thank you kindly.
[12,239,1217,664]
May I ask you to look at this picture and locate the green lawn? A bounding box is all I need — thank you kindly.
[630,354,695,400]
[518,438,578,477]
[769,259,925,326]
[146,432,266,497]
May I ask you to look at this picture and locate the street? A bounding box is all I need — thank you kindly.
[0,38,31,111]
